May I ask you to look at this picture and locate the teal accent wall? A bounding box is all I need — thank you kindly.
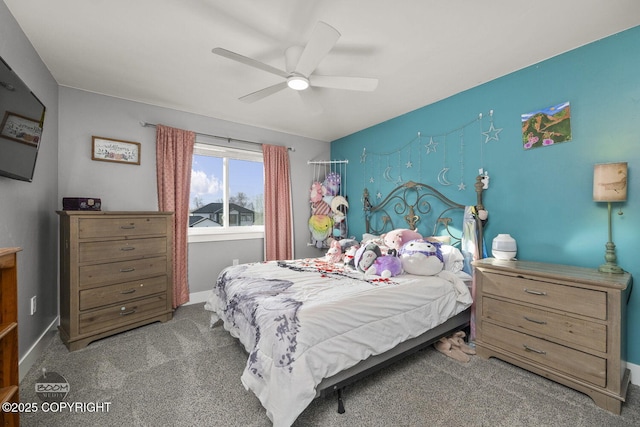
[332,26,640,364]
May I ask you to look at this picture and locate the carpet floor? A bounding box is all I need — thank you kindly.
[19,303,640,426]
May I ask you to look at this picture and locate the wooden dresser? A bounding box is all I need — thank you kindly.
[58,211,174,351]
[474,258,631,414]
[0,248,20,427]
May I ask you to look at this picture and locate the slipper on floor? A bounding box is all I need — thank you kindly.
[448,336,476,355]
[434,337,470,363]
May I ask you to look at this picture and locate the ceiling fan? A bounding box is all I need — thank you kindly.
[212,21,378,113]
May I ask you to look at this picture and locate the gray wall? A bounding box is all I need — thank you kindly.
[0,2,60,361]
[58,87,330,296]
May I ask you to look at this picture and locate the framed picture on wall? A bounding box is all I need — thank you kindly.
[91,136,141,165]
[0,111,42,146]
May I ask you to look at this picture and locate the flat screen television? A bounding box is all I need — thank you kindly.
[0,56,46,182]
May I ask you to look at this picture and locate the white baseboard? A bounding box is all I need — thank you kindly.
[19,316,59,381]
[185,290,211,305]
[628,361,639,386]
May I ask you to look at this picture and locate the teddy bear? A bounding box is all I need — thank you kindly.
[381,228,423,254]
[398,238,444,276]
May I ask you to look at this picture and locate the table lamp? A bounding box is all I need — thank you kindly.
[593,162,627,273]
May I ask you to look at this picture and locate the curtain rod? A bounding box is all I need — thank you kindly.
[307,160,349,165]
[140,122,294,151]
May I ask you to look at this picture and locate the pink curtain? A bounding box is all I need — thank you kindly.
[156,124,195,308]
[263,144,293,261]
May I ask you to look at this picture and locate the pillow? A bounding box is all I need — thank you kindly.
[361,233,380,244]
[425,235,451,245]
[440,244,465,273]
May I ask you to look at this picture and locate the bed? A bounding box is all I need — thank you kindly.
[204,176,487,427]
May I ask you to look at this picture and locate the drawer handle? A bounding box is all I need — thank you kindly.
[120,246,135,251]
[120,225,136,229]
[524,316,547,325]
[119,309,136,316]
[524,288,547,296]
[523,344,546,355]
[119,267,136,273]
[120,289,136,294]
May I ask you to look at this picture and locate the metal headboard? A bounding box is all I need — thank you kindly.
[364,175,485,252]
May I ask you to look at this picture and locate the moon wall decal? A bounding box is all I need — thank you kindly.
[437,167,452,186]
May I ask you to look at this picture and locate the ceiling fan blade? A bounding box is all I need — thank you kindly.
[212,47,288,78]
[294,21,340,77]
[310,75,378,91]
[298,89,323,115]
[239,82,288,103]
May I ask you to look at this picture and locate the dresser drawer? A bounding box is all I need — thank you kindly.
[482,297,606,353]
[79,256,167,286]
[481,322,606,387]
[78,216,168,239]
[79,295,168,335]
[481,272,606,320]
[79,237,167,263]
[79,275,168,310]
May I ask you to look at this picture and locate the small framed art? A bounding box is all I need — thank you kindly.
[0,111,42,146]
[91,136,141,165]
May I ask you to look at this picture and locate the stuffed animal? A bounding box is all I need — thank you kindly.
[309,181,323,203]
[354,242,402,278]
[308,215,333,248]
[324,240,343,264]
[354,243,382,273]
[323,172,341,196]
[381,229,423,253]
[398,239,444,276]
[343,244,360,267]
[311,200,332,216]
[371,255,403,278]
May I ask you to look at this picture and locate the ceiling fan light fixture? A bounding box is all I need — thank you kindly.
[287,75,310,91]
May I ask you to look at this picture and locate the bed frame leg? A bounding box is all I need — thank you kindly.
[337,388,345,414]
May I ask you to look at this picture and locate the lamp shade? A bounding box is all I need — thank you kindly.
[593,162,627,202]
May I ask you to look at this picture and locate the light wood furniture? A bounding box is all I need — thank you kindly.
[58,211,174,351]
[474,258,631,414]
[0,247,20,427]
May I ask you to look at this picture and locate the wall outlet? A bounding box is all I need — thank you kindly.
[30,296,37,315]
[232,259,239,266]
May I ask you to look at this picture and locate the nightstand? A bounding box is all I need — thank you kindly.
[474,258,631,414]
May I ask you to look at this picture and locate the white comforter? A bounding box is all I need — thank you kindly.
[205,259,472,427]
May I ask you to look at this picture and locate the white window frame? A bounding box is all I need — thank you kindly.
[188,141,265,243]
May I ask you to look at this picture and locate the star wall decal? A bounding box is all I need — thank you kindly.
[376,191,382,199]
[458,182,466,191]
[482,122,503,143]
[425,137,438,154]
[406,160,413,168]
[369,176,375,183]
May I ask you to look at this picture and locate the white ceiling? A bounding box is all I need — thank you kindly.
[5,0,640,142]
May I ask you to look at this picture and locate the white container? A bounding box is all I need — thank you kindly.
[492,234,517,260]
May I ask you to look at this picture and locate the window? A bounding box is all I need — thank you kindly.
[189,141,264,242]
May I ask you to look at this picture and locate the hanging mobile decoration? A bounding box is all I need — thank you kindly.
[437,134,451,186]
[458,130,466,191]
[383,156,394,182]
[482,109,503,143]
[425,136,438,154]
[406,139,413,169]
[360,147,367,163]
[395,151,403,184]
[417,132,423,183]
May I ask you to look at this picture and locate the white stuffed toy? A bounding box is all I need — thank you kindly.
[398,239,444,276]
